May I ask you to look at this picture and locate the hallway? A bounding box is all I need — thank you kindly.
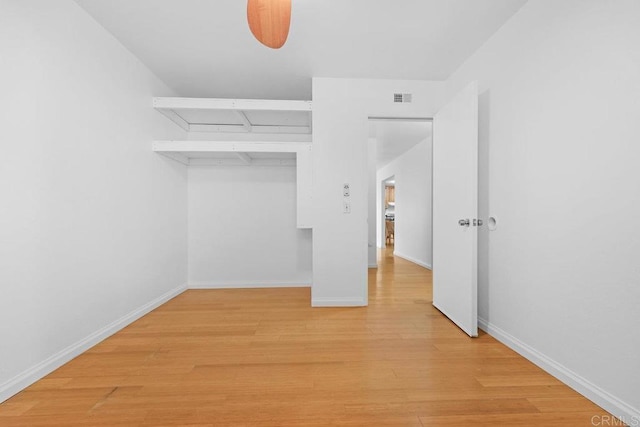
[0,250,610,426]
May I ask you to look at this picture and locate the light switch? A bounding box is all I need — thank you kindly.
[343,201,351,214]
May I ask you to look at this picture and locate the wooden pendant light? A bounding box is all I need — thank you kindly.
[247,0,291,49]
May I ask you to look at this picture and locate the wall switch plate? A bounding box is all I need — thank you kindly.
[343,201,351,214]
[343,183,350,197]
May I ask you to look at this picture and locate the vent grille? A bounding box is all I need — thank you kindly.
[393,93,413,103]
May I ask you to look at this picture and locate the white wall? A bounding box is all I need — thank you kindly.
[447,0,640,419]
[312,78,446,306]
[377,137,433,269]
[188,166,312,288]
[0,1,188,402]
[367,138,378,268]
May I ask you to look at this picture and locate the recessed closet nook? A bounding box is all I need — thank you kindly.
[154,98,313,289]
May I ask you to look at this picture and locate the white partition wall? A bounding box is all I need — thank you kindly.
[296,147,314,229]
[311,78,446,306]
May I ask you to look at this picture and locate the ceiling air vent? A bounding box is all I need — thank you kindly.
[393,93,412,103]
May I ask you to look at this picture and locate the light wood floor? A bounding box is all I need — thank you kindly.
[0,249,612,426]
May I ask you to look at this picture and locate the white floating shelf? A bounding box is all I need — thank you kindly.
[153,97,312,112]
[153,97,312,135]
[152,97,314,228]
[154,140,311,154]
[153,140,311,166]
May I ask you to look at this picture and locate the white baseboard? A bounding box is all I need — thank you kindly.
[311,297,367,307]
[189,281,311,289]
[393,251,432,270]
[478,317,640,423]
[0,283,187,404]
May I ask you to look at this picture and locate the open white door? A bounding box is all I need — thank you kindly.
[432,81,479,337]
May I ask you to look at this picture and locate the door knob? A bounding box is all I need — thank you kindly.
[458,219,470,227]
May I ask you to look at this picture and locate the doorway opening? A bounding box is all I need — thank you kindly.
[364,82,479,337]
[367,118,433,272]
[383,177,395,248]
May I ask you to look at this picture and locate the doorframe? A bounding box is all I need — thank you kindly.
[380,175,395,249]
[367,115,434,278]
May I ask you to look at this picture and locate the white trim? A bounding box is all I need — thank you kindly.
[155,107,190,132]
[189,281,310,289]
[234,152,252,165]
[153,97,312,112]
[393,251,432,270]
[188,158,296,167]
[184,132,312,143]
[157,151,190,166]
[0,284,187,404]
[234,110,253,132]
[368,116,433,122]
[311,297,367,307]
[189,124,311,134]
[368,263,378,269]
[478,317,640,422]
[189,124,248,133]
[153,140,311,154]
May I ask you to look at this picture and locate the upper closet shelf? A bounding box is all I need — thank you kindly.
[153,140,312,166]
[153,97,312,134]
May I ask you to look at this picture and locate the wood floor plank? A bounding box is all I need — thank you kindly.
[0,248,616,426]
[419,412,605,427]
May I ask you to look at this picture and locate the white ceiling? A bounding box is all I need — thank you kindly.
[75,0,527,100]
[372,121,432,169]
